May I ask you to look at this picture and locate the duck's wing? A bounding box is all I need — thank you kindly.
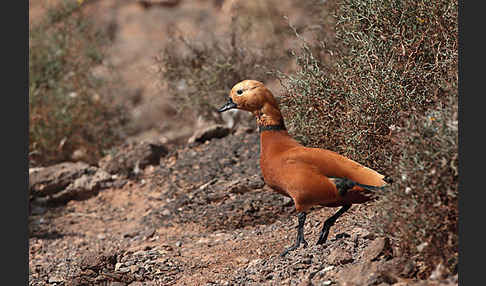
[284,147,386,187]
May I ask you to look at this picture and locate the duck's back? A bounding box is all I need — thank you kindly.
[284,147,386,187]
[259,131,386,191]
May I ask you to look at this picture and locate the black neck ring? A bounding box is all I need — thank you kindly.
[258,124,286,132]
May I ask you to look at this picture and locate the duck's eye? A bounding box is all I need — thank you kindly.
[236,89,243,95]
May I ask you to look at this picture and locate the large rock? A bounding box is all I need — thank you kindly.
[29,162,112,205]
[214,174,265,194]
[98,140,169,175]
[361,237,392,262]
[336,261,397,286]
[328,247,354,266]
[187,124,231,145]
[48,169,112,204]
[29,162,92,197]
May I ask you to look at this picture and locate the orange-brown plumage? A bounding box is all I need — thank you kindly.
[218,80,388,256]
[259,130,386,211]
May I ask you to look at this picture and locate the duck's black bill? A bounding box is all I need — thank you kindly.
[218,98,237,113]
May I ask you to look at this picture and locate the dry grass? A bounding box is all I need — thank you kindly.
[277,0,458,278]
[371,95,458,278]
[156,1,293,122]
[29,0,128,166]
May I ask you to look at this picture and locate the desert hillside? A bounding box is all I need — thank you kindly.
[29,0,458,285]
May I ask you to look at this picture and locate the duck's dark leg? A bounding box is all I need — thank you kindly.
[316,204,351,245]
[280,212,308,257]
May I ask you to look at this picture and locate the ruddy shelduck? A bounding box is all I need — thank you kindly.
[218,80,388,256]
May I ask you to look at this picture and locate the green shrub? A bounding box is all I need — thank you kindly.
[371,95,458,278]
[29,0,127,166]
[278,0,457,168]
[277,0,458,278]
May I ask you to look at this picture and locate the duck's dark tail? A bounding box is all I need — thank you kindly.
[330,176,391,197]
[355,181,388,191]
[383,175,394,185]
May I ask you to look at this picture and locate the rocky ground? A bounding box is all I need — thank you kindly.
[29,128,458,285]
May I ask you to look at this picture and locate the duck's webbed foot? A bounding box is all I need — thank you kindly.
[316,204,351,245]
[280,212,308,257]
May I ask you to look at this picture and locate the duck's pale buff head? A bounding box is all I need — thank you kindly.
[218,80,284,127]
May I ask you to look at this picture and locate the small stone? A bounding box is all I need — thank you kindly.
[197,238,210,244]
[323,266,334,272]
[362,237,390,261]
[297,278,312,286]
[115,262,124,271]
[142,228,156,239]
[161,209,171,216]
[236,257,250,264]
[117,267,130,273]
[248,259,262,268]
[48,276,63,283]
[301,257,312,265]
[335,262,383,285]
[133,250,147,256]
[354,227,373,239]
[71,148,87,161]
[30,205,46,215]
[328,247,353,265]
[130,265,140,273]
[123,231,137,238]
[417,242,428,252]
[429,262,447,280]
[175,241,182,247]
[124,260,134,266]
[113,179,127,189]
